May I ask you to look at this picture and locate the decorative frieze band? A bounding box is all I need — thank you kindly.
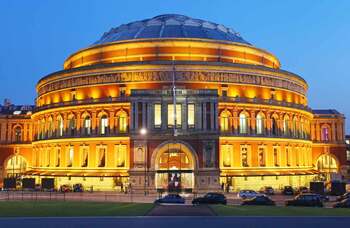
[38,71,306,95]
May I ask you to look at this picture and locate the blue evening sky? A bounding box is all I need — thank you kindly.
[1,0,350,131]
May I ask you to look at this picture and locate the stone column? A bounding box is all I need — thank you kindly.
[92,111,97,135]
[250,110,256,135]
[315,121,320,141]
[109,110,115,134]
[331,121,336,142]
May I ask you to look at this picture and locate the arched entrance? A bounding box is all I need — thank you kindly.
[152,141,197,192]
[4,155,27,178]
[316,154,338,181]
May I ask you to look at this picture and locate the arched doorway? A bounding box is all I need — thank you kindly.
[316,154,338,181]
[4,155,27,178]
[153,141,197,192]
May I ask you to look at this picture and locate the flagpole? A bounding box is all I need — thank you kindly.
[172,61,177,137]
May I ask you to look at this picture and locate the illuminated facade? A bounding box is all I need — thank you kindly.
[0,14,347,192]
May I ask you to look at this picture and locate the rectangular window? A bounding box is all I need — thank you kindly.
[67,147,74,167]
[81,147,89,167]
[273,147,280,167]
[167,104,182,128]
[258,146,266,167]
[222,144,232,167]
[115,144,127,167]
[347,150,350,161]
[56,148,61,167]
[241,145,249,167]
[286,147,291,166]
[187,104,195,128]
[98,147,106,167]
[154,104,162,128]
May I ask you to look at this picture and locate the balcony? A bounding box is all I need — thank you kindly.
[219,96,312,112]
[35,96,130,112]
[34,128,129,142]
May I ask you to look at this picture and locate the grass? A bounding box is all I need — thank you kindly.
[0,201,154,217]
[212,205,350,216]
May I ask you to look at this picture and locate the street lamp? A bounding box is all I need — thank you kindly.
[140,128,148,195]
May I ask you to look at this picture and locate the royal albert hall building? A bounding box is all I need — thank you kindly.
[0,14,348,192]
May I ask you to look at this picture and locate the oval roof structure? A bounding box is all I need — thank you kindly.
[93,14,251,45]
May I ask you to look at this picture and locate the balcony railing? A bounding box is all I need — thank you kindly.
[35,96,130,112]
[34,128,129,142]
[219,96,312,112]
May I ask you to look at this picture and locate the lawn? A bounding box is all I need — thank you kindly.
[0,201,154,217]
[212,205,350,216]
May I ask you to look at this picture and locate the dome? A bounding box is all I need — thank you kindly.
[93,14,251,45]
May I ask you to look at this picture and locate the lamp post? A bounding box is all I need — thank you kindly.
[140,128,148,195]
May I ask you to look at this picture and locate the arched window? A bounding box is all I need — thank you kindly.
[83,116,91,135]
[57,116,64,137]
[321,125,330,141]
[40,119,45,139]
[283,115,289,136]
[300,119,305,139]
[256,113,264,135]
[68,114,76,136]
[239,112,248,134]
[14,126,22,142]
[118,111,128,133]
[48,117,53,137]
[316,154,338,172]
[271,117,278,136]
[292,117,297,137]
[100,115,108,135]
[220,110,231,132]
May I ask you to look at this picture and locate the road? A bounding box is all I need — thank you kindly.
[1,216,349,228]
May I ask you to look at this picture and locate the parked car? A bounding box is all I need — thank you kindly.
[237,190,258,199]
[282,186,295,195]
[285,194,323,207]
[73,183,84,192]
[154,194,185,204]
[336,192,350,202]
[333,198,350,208]
[241,195,275,206]
[192,193,227,205]
[259,186,274,195]
[59,185,72,193]
[319,194,330,202]
[296,186,309,194]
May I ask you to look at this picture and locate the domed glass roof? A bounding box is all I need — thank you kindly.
[94,14,251,45]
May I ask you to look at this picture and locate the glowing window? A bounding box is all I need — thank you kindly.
[273,147,280,166]
[222,144,232,167]
[154,104,162,128]
[100,115,108,135]
[187,104,195,128]
[286,147,291,166]
[118,111,127,133]
[55,148,61,167]
[283,116,289,136]
[14,126,22,142]
[115,144,126,167]
[220,110,230,132]
[239,113,248,134]
[67,147,74,167]
[98,147,106,167]
[81,147,88,167]
[241,145,249,167]
[57,116,64,137]
[258,147,266,167]
[168,104,182,128]
[321,126,329,141]
[83,116,91,135]
[256,113,264,134]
